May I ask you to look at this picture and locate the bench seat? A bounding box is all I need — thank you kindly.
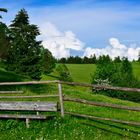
[0,101,58,112]
[0,101,58,127]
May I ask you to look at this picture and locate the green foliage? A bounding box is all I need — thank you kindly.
[43,48,55,74]
[91,56,140,102]
[6,9,43,80]
[58,55,97,64]
[92,55,138,87]
[114,56,121,63]
[0,22,10,59]
[92,55,115,83]
[56,64,73,82]
[0,8,9,59]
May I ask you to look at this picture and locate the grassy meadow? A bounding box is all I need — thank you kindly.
[45,62,140,83]
[0,62,140,139]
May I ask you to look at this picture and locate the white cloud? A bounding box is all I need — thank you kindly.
[84,38,140,61]
[41,22,84,58]
[39,22,140,61]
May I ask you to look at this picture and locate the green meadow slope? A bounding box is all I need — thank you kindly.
[42,64,96,83]
[45,62,140,83]
[132,62,140,81]
[0,63,140,139]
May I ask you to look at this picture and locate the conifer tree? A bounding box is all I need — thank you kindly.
[0,23,10,59]
[0,8,9,59]
[6,9,43,80]
[43,49,55,74]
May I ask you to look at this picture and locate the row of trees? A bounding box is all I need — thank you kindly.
[58,55,97,64]
[0,9,55,80]
[58,55,140,64]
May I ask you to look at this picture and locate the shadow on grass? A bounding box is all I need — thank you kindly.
[47,74,59,79]
[69,116,139,139]
[91,119,140,134]
[0,69,58,94]
[81,121,138,139]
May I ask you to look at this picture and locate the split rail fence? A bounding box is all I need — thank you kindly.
[0,80,140,127]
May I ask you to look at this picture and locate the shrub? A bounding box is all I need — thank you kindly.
[56,64,73,82]
[91,55,140,102]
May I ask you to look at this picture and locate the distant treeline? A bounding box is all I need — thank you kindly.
[57,55,97,64]
[57,55,140,64]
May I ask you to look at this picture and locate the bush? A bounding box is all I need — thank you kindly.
[56,64,73,82]
[91,55,140,102]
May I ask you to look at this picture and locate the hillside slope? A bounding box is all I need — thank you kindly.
[45,62,140,84]
[0,63,140,139]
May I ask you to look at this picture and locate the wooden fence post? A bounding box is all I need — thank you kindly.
[58,82,64,117]
[26,118,30,128]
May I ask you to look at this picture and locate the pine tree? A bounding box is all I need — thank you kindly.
[6,9,43,80]
[43,48,55,74]
[0,8,9,59]
[0,23,10,59]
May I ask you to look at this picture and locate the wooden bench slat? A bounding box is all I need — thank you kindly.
[0,101,57,112]
[0,114,47,119]
[0,91,24,94]
[0,95,59,98]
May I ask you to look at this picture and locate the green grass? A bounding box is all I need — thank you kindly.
[0,63,140,139]
[44,64,96,83]
[0,83,140,140]
[132,61,140,81]
[66,64,96,83]
[45,62,140,84]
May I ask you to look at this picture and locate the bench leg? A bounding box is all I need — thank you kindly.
[26,118,30,128]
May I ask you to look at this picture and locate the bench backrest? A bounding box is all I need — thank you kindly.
[0,101,58,112]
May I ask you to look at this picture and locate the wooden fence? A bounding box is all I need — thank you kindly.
[0,80,140,126]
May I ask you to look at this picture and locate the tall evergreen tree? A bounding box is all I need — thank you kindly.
[43,48,55,74]
[6,9,43,80]
[0,8,9,59]
[0,23,10,59]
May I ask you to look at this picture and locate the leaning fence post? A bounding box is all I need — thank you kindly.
[58,81,64,117]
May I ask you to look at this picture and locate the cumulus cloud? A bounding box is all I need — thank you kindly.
[40,22,140,61]
[41,22,84,58]
[84,38,140,61]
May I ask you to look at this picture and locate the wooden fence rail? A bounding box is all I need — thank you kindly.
[0,80,140,92]
[64,97,140,112]
[0,80,58,86]
[0,80,140,126]
[59,81,140,92]
[65,112,140,126]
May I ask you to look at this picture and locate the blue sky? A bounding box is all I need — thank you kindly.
[1,0,140,60]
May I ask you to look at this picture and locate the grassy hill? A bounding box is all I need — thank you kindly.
[132,62,140,81]
[66,64,96,83]
[45,62,140,83]
[0,63,140,139]
[0,84,140,140]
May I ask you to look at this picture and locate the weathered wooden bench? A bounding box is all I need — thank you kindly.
[0,101,58,127]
